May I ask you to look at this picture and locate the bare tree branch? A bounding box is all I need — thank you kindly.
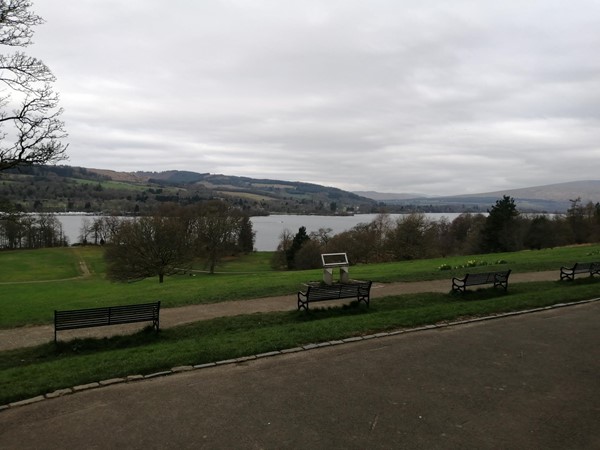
[0,0,67,171]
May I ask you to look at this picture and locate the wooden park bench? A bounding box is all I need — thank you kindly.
[297,281,372,311]
[451,270,511,293]
[54,301,161,343]
[559,262,600,281]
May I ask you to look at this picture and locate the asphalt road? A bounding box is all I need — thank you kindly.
[1,301,598,450]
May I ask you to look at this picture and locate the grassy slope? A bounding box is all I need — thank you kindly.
[1,244,599,404]
[1,244,600,328]
[0,278,599,405]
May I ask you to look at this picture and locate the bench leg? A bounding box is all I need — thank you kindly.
[297,299,308,311]
[560,270,574,281]
[494,281,508,291]
[452,285,465,293]
[356,295,370,307]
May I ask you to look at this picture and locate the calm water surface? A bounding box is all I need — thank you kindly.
[57,213,464,251]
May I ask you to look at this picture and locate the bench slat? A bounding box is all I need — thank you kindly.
[297,281,372,310]
[452,270,511,293]
[54,302,160,342]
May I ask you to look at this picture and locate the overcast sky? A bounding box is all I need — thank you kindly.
[30,0,600,195]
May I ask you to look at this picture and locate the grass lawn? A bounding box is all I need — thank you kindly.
[0,277,598,405]
[1,243,600,405]
[1,244,600,328]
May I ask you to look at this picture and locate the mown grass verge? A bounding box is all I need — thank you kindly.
[1,278,598,406]
[2,244,600,328]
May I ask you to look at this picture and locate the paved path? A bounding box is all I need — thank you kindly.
[0,271,558,351]
[1,301,598,449]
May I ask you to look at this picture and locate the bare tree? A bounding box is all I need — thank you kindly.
[104,214,195,283]
[81,215,124,245]
[309,227,333,248]
[271,228,293,269]
[78,217,91,244]
[191,201,244,274]
[0,0,67,171]
[387,213,435,260]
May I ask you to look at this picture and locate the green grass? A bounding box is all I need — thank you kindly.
[198,251,275,273]
[0,277,598,405]
[1,244,600,328]
[0,248,81,282]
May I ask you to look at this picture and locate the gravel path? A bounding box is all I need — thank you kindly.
[0,270,559,351]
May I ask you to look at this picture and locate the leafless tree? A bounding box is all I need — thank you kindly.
[191,201,244,274]
[0,0,67,171]
[104,214,195,283]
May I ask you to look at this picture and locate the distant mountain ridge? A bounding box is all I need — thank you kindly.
[456,180,600,202]
[0,165,376,215]
[89,170,600,213]
[353,191,430,201]
[3,165,597,214]
[356,180,600,213]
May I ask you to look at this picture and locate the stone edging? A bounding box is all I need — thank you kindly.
[2,298,598,413]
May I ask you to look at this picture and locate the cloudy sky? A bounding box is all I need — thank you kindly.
[30,0,600,195]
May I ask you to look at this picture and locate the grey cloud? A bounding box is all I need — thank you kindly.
[27,0,600,195]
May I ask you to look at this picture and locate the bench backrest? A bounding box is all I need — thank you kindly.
[465,270,510,285]
[306,285,343,301]
[306,281,371,301]
[465,272,496,284]
[55,302,160,331]
[573,262,596,271]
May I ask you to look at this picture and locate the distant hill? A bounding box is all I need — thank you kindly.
[1,165,377,215]
[458,180,600,202]
[357,180,600,213]
[353,191,429,201]
[3,165,597,214]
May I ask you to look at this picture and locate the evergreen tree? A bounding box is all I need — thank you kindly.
[480,195,520,253]
[237,214,255,253]
[286,226,309,270]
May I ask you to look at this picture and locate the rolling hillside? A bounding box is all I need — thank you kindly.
[2,164,597,214]
[357,180,600,213]
[0,165,377,215]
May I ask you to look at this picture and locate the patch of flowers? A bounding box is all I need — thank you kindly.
[438,259,509,271]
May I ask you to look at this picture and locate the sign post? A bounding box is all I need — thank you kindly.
[321,253,349,285]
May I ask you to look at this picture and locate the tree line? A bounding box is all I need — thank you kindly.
[0,200,255,282]
[2,196,599,281]
[100,202,254,283]
[273,196,600,270]
[0,212,68,248]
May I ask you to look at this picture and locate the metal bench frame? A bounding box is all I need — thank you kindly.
[54,301,161,343]
[452,270,511,293]
[297,281,372,311]
[560,262,600,281]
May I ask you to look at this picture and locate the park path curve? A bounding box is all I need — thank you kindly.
[0,270,558,351]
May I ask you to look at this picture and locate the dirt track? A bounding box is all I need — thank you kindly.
[0,271,559,351]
